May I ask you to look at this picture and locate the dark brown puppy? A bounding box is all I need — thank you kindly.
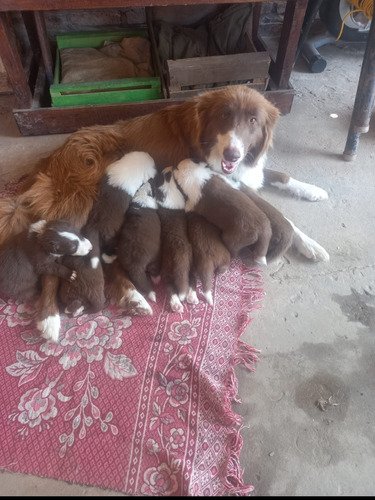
[173,160,272,265]
[154,167,196,313]
[116,179,161,308]
[0,219,92,303]
[59,227,105,317]
[186,212,231,305]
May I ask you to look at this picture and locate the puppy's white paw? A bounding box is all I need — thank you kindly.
[170,294,184,313]
[125,289,153,315]
[203,290,213,306]
[37,314,61,342]
[187,288,199,305]
[289,220,330,262]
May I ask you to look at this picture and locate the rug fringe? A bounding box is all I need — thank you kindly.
[224,427,255,496]
[222,265,264,496]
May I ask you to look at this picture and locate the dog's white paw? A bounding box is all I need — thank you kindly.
[203,290,213,306]
[289,221,330,262]
[170,294,184,313]
[187,288,199,305]
[122,289,153,315]
[37,314,61,342]
[272,179,328,201]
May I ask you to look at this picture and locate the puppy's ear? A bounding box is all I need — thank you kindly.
[153,171,164,188]
[249,100,280,166]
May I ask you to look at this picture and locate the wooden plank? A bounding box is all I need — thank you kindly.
[13,85,295,136]
[169,81,268,99]
[0,12,32,107]
[167,52,270,89]
[0,0,269,12]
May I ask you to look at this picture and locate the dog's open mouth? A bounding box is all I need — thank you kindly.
[221,159,238,175]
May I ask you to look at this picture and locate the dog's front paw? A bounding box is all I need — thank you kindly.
[121,289,153,315]
[274,179,328,201]
[187,288,199,305]
[37,314,61,342]
[302,184,329,202]
[170,294,184,313]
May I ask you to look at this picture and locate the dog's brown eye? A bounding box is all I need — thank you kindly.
[249,117,257,125]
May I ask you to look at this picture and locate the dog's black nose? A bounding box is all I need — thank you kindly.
[223,147,241,163]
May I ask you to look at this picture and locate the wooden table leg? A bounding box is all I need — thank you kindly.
[343,16,375,161]
[270,0,308,88]
[0,12,33,108]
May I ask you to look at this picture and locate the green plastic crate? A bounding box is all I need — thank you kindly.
[50,29,163,107]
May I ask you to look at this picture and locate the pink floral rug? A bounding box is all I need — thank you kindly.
[0,257,263,496]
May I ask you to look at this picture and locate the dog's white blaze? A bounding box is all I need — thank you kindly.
[158,167,185,209]
[174,159,213,212]
[132,181,158,209]
[129,289,153,314]
[29,220,47,234]
[148,291,156,302]
[271,178,329,201]
[206,131,245,172]
[58,232,92,256]
[235,154,266,190]
[107,151,156,196]
[38,314,60,342]
[90,256,100,269]
[286,218,330,262]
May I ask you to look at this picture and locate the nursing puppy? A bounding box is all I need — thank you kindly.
[0,219,92,304]
[186,212,231,306]
[154,167,197,313]
[85,150,157,254]
[173,159,272,265]
[59,227,105,317]
[116,178,161,307]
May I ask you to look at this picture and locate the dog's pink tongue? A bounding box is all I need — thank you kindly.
[221,160,237,175]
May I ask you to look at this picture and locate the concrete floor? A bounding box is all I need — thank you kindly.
[1,39,374,495]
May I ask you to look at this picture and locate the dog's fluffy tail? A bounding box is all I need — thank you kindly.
[0,195,32,245]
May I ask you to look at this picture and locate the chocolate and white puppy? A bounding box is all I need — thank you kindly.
[0,219,92,303]
[116,178,161,308]
[59,226,105,317]
[154,167,197,313]
[173,159,272,265]
[186,212,231,305]
[85,151,157,254]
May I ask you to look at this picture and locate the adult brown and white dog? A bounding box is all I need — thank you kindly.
[0,85,329,342]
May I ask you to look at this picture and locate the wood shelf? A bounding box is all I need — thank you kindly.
[0,0,308,136]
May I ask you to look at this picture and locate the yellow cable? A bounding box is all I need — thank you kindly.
[335,0,373,41]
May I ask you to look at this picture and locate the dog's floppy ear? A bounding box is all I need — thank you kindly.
[249,100,280,166]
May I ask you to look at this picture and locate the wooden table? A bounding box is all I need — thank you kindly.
[0,0,308,136]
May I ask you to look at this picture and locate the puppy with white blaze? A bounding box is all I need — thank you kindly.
[154,167,197,313]
[86,150,157,252]
[59,226,106,317]
[0,219,92,341]
[173,159,272,265]
[116,178,161,310]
